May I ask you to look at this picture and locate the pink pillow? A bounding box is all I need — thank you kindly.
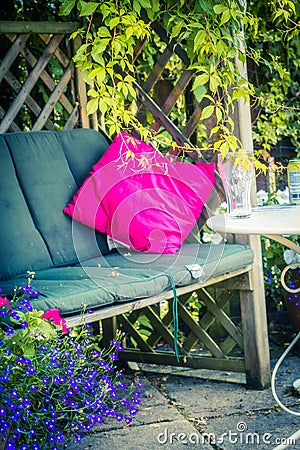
[64,132,215,254]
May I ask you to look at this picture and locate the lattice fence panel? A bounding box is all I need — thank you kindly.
[117,286,245,372]
[0,22,91,133]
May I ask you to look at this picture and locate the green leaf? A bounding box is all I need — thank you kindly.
[193,73,209,89]
[194,29,206,52]
[170,20,184,40]
[109,17,120,29]
[99,98,108,115]
[97,26,111,38]
[138,0,151,8]
[91,38,110,58]
[59,0,76,16]
[112,39,122,56]
[220,9,231,25]
[265,248,274,258]
[127,84,136,98]
[38,320,56,339]
[209,74,219,93]
[133,0,141,14]
[201,105,214,120]
[81,68,93,86]
[124,75,135,83]
[193,84,207,103]
[79,1,99,16]
[215,106,223,123]
[144,0,160,20]
[109,124,117,136]
[219,141,229,158]
[87,97,99,115]
[287,0,296,14]
[199,0,214,15]
[213,4,228,14]
[87,88,98,98]
[23,343,35,358]
[210,126,220,138]
[139,328,152,337]
[96,70,107,85]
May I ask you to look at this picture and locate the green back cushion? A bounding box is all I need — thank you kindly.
[0,135,53,278]
[0,129,110,279]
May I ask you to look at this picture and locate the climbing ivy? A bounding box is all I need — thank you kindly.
[59,0,299,168]
[245,0,300,156]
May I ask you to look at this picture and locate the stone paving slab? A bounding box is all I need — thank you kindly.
[200,409,299,450]
[68,376,214,449]
[145,356,300,418]
[67,355,300,450]
[70,419,214,450]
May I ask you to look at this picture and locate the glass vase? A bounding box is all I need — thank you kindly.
[217,153,253,219]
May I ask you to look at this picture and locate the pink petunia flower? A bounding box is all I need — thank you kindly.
[0,296,9,307]
[42,308,68,334]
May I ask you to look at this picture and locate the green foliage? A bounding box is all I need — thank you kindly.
[58,1,254,160]
[64,0,153,137]
[58,0,299,166]
[4,1,299,161]
[245,0,300,155]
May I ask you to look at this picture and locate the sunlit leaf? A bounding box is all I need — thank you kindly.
[201,105,214,120]
[79,1,99,16]
[193,73,209,89]
[170,20,184,40]
[213,4,228,14]
[87,97,99,115]
[97,26,111,38]
[193,84,207,103]
[194,29,207,52]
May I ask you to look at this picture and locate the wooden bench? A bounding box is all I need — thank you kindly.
[0,127,270,389]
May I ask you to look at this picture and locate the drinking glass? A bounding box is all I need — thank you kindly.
[217,153,253,218]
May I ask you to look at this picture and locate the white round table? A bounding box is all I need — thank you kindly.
[206,204,300,249]
[207,204,300,292]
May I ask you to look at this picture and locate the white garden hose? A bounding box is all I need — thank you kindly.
[271,331,300,449]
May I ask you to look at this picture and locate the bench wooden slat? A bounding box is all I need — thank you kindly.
[119,350,246,373]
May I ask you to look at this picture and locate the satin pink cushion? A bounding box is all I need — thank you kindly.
[64,132,215,254]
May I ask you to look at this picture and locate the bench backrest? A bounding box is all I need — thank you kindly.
[0,128,110,279]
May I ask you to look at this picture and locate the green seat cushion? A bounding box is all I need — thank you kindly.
[82,243,254,287]
[57,128,110,186]
[0,266,171,315]
[0,243,253,316]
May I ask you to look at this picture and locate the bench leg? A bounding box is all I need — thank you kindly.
[102,316,118,348]
[240,236,271,389]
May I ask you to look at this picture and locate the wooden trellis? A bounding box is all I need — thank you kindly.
[0,20,220,153]
[0,21,93,132]
[117,286,246,371]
